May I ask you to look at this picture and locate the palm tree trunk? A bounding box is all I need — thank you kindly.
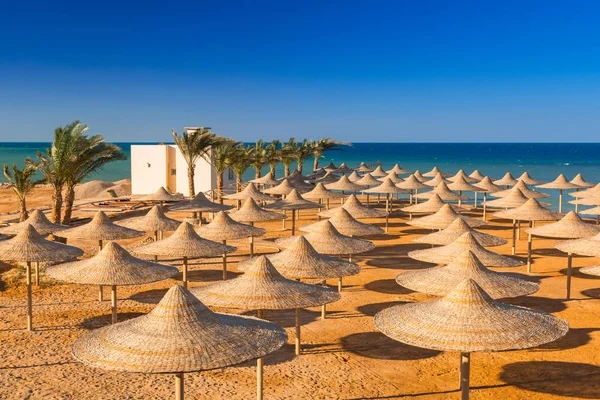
[236,175,242,192]
[270,164,276,179]
[51,184,63,224]
[18,197,28,222]
[62,185,76,225]
[255,167,261,180]
[216,171,224,204]
[297,159,303,173]
[313,154,320,172]
[187,167,195,198]
[284,164,290,177]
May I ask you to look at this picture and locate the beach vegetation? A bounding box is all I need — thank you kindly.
[3,164,37,221]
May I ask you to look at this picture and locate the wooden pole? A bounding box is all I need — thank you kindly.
[415,189,419,204]
[511,220,516,255]
[98,240,104,301]
[338,277,342,292]
[291,209,296,236]
[517,220,521,240]
[175,373,184,400]
[295,308,301,356]
[182,256,188,288]
[282,211,286,230]
[257,309,264,400]
[559,189,563,213]
[34,262,40,286]
[250,222,255,256]
[222,240,227,281]
[111,285,118,324]
[26,261,32,331]
[153,231,158,262]
[474,191,478,209]
[527,234,533,273]
[460,353,470,400]
[483,193,487,221]
[458,191,462,208]
[566,253,573,300]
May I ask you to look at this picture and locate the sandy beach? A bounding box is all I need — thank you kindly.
[1,184,599,399]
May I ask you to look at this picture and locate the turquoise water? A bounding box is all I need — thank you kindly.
[1,142,599,211]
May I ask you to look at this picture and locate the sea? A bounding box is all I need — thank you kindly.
[1,142,599,212]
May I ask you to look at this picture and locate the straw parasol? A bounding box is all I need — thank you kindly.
[538,174,582,212]
[569,182,600,198]
[47,242,177,323]
[414,218,507,247]
[396,250,538,298]
[526,211,600,274]
[59,211,145,300]
[230,198,287,255]
[406,204,486,230]
[553,231,600,300]
[197,211,266,280]
[318,194,387,219]
[474,177,503,220]
[364,177,408,231]
[324,162,338,171]
[408,231,524,267]
[484,187,531,209]
[492,198,563,255]
[423,172,451,187]
[300,207,384,237]
[355,162,373,173]
[191,256,340,356]
[447,176,482,207]
[334,162,354,174]
[325,175,366,194]
[171,192,232,225]
[284,170,314,191]
[413,170,427,182]
[347,171,361,182]
[73,284,287,400]
[236,236,360,292]
[250,172,279,187]
[493,180,551,200]
[135,187,182,203]
[275,221,376,262]
[370,165,387,177]
[265,189,322,235]
[378,171,403,184]
[493,172,518,187]
[468,170,486,181]
[302,182,344,210]
[0,225,83,330]
[397,174,430,205]
[307,167,327,179]
[375,279,568,400]
[224,183,274,202]
[0,209,67,236]
[423,166,451,178]
[314,170,341,184]
[570,173,594,188]
[401,194,469,220]
[581,206,600,224]
[415,182,470,203]
[387,164,412,175]
[517,172,545,186]
[134,222,236,288]
[569,196,600,206]
[355,173,383,204]
[448,170,479,183]
[261,178,298,196]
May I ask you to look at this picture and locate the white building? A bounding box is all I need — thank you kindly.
[130,143,234,196]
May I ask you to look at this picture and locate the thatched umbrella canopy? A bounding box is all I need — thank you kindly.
[409,231,523,268]
[191,256,340,356]
[307,167,327,179]
[378,171,403,184]
[485,187,531,209]
[447,176,482,207]
[494,181,550,200]
[474,177,504,220]
[197,211,266,279]
[300,207,384,237]
[314,170,341,184]
[283,170,314,191]
[355,172,382,186]
[423,166,451,178]
[468,170,486,181]
[570,173,594,188]
[171,192,232,225]
[413,170,427,182]
[275,221,375,261]
[401,194,469,219]
[262,178,300,196]
[423,172,451,187]
[406,204,486,230]
[317,194,387,219]
[387,164,412,175]
[47,242,177,323]
[553,230,600,300]
[265,189,322,235]
[134,222,236,288]
[134,187,182,203]
[250,172,279,186]
[230,198,287,223]
[493,172,518,187]
[517,172,545,186]
[364,178,408,231]
[334,162,354,174]
[224,183,274,202]
[117,205,181,239]
[538,174,583,212]
[0,209,68,236]
[325,175,366,193]
[370,165,387,177]
[581,206,600,219]
[303,182,344,204]
[375,279,568,400]
[414,218,507,247]
[0,225,83,330]
[449,169,479,183]
[355,162,373,173]
[397,174,430,205]
[323,162,338,172]
[569,183,600,199]
[569,196,600,207]
[347,171,361,182]
[73,285,287,400]
[397,250,538,298]
[415,182,470,203]
[525,211,600,275]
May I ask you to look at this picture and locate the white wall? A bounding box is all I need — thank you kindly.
[131,145,169,195]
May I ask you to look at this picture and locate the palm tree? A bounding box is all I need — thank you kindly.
[27,121,86,223]
[62,135,127,225]
[172,127,223,197]
[280,138,299,177]
[294,139,314,173]
[3,164,37,221]
[312,138,350,171]
[249,140,268,180]
[264,140,280,178]
[229,145,252,193]
[211,139,238,204]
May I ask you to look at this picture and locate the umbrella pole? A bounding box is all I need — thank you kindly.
[34,262,39,287]
[566,253,573,300]
[282,211,286,230]
[415,189,419,204]
[366,193,370,205]
[250,222,255,256]
[474,191,478,209]
[517,220,521,240]
[338,277,342,292]
[483,193,487,221]
[98,240,104,301]
[111,285,118,324]
[326,198,330,210]
[559,189,563,213]
[460,353,470,400]
[222,240,227,281]
[183,256,188,288]
[153,231,158,262]
[175,373,184,400]
[458,191,462,208]
[199,211,203,226]
[295,308,301,356]
[26,261,32,331]
[527,234,533,273]
[511,220,516,255]
[291,209,296,236]
[257,309,264,400]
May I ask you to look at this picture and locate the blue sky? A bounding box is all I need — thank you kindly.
[1,1,600,142]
